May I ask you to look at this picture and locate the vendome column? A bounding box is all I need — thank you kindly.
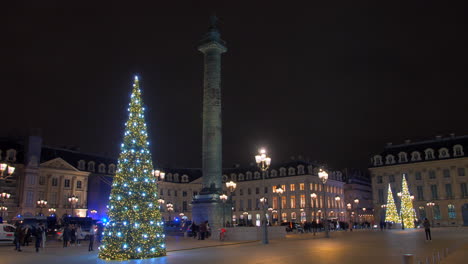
[191,16,228,230]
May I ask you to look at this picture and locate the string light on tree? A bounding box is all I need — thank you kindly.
[98,76,165,260]
[399,174,416,229]
[385,184,399,223]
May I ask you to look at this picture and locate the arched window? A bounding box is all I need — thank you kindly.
[301,212,307,222]
[222,175,228,182]
[297,165,305,175]
[385,155,395,165]
[307,165,314,174]
[98,163,106,173]
[453,145,464,157]
[173,173,180,182]
[281,213,287,222]
[246,172,252,180]
[78,160,86,170]
[87,161,95,172]
[288,167,296,175]
[425,149,435,160]
[439,148,450,158]
[6,149,17,162]
[411,151,421,161]
[448,204,456,219]
[166,173,173,182]
[232,174,237,182]
[270,170,278,177]
[254,171,260,179]
[374,155,383,166]
[279,167,286,176]
[398,152,408,163]
[181,175,189,183]
[108,164,116,174]
[238,174,244,181]
[291,212,297,220]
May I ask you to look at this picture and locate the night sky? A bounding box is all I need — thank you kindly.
[1,1,466,170]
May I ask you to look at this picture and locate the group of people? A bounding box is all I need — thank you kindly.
[189,221,211,240]
[62,224,96,251]
[14,223,46,253]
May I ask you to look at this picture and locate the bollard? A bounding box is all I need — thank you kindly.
[403,254,415,264]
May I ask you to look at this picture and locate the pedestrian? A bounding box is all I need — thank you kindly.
[41,224,46,248]
[190,222,198,239]
[35,224,44,253]
[76,225,83,246]
[70,225,77,246]
[423,218,432,241]
[199,221,207,240]
[88,224,96,251]
[63,225,71,248]
[23,225,31,246]
[14,224,24,252]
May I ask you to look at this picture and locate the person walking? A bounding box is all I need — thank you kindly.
[70,225,77,246]
[423,218,432,241]
[88,224,96,251]
[35,224,44,253]
[190,222,198,239]
[23,225,31,246]
[14,224,24,252]
[199,221,207,240]
[63,225,71,248]
[76,225,83,246]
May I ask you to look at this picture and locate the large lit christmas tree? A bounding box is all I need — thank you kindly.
[99,76,166,260]
[385,184,399,223]
[399,174,415,228]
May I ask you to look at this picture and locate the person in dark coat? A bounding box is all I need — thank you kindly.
[88,224,96,251]
[199,221,207,240]
[70,225,77,246]
[14,225,25,252]
[35,224,44,252]
[190,222,198,239]
[63,225,71,248]
[423,218,432,241]
[23,225,31,246]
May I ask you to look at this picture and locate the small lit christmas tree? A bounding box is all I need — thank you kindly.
[99,76,166,260]
[385,184,399,223]
[399,174,415,228]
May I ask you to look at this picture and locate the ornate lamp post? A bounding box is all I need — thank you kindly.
[68,195,78,217]
[275,185,284,224]
[310,192,317,235]
[268,207,273,224]
[220,194,228,227]
[152,170,166,183]
[0,206,7,219]
[255,148,271,245]
[354,198,360,226]
[225,180,237,226]
[426,201,435,227]
[380,204,387,225]
[347,203,352,230]
[166,202,174,222]
[397,192,405,230]
[335,195,341,220]
[318,168,329,238]
[0,163,15,179]
[36,199,48,215]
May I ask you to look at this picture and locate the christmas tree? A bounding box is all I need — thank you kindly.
[99,76,166,260]
[399,174,415,228]
[385,184,399,223]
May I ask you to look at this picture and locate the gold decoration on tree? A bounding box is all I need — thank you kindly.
[385,184,399,223]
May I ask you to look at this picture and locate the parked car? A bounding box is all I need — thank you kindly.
[56,217,96,240]
[0,224,16,244]
[281,222,304,233]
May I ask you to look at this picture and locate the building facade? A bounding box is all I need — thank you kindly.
[369,135,468,226]
[343,169,374,225]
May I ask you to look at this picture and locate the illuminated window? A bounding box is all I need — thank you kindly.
[290,184,295,191]
[281,196,287,209]
[300,194,306,208]
[299,183,305,190]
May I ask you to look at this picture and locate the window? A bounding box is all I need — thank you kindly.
[98,164,106,173]
[246,172,252,180]
[415,172,422,180]
[457,168,465,176]
[425,149,435,160]
[26,191,33,206]
[434,205,441,220]
[64,179,70,188]
[398,152,408,163]
[439,148,450,158]
[108,164,116,174]
[300,194,306,208]
[288,167,296,175]
[183,201,188,211]
[238,174,244,181]
[291,212,297,220]
[448,204,456,219]
[247,188,251,195]
[6,149,16,161]
[254,172,260,179]
[430,185,438,200]
[279,168,286,176]
[385,155,395,164]
[88,162,95,172]
[77,181,82,189]
[411,151,421,161]
[453,145,464,156]
[160,189,164,195]
[443,169,451,178]
[240,189,243,196]
[374,155,383,166]
[299,183,305,190]
[264,186,268,194]
[39,176,45,185]
[255,187,259,194]
[78,160,85,170]
[377,176,383,184]
[416,186,424,201]
[174,190,178,197]
[167,190,171,196]
[298,165,305,174]
[290,184,296,191]
[429,170,436,179]
[445,184,453,198]
[461,183,468,197]
[52,178,58,187]
[378,189,384,203]
[281,196,286,209]
[247,199,252,210]
[240,200,244,210]
[27,174,36,185]
[174,174,180,182]
[193,191,197,197]
[290,196,296,209]
[270,170,278,177]
[182,191,187,197]
[389,175,395,183]
[418,207,426,220]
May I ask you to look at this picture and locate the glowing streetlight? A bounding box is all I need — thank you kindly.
[255,148,271,245]
[318,169,329,238]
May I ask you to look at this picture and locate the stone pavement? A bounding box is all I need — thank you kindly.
[0,227,467,264]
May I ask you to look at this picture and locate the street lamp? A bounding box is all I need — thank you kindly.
[426,201,435,227]
[0,163,15,179]
[68,195,78,217]
[397,192,405,230]
[225,180,237,226]
[255,148,271,245]
[220,194,228,227]
[268,207,273,224]
[274,185,284,224]
[243,211,249,226]
[36,199,48,215]
[48,208,56,216]
[335,195,341,220]
[318,168,329,238]
[166,202,174,222]
[310,192,317,235]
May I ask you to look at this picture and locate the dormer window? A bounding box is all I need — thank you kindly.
[279,167,286,176]
[385,155,395,165]
[166,173,173,182]
[238,174,244,181]
[288,167,296,175]
[374,155,383,166]
[425,149,435,160]
[270,170,278,177]
[411,152,421,161]
[246,172,252,180]
[78,160,86,170]
[6,149,16,162]
[254,171,260,179]
[181,175,189,183]
[222,175,228,182]
[174,173,179,182]
[453,145,464,157]
[398,152,408,163]
[98,164,106,173]
[88,161,95,172]
[108,164,116,174]
[297,165,305,175]
[438,148,450,159]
